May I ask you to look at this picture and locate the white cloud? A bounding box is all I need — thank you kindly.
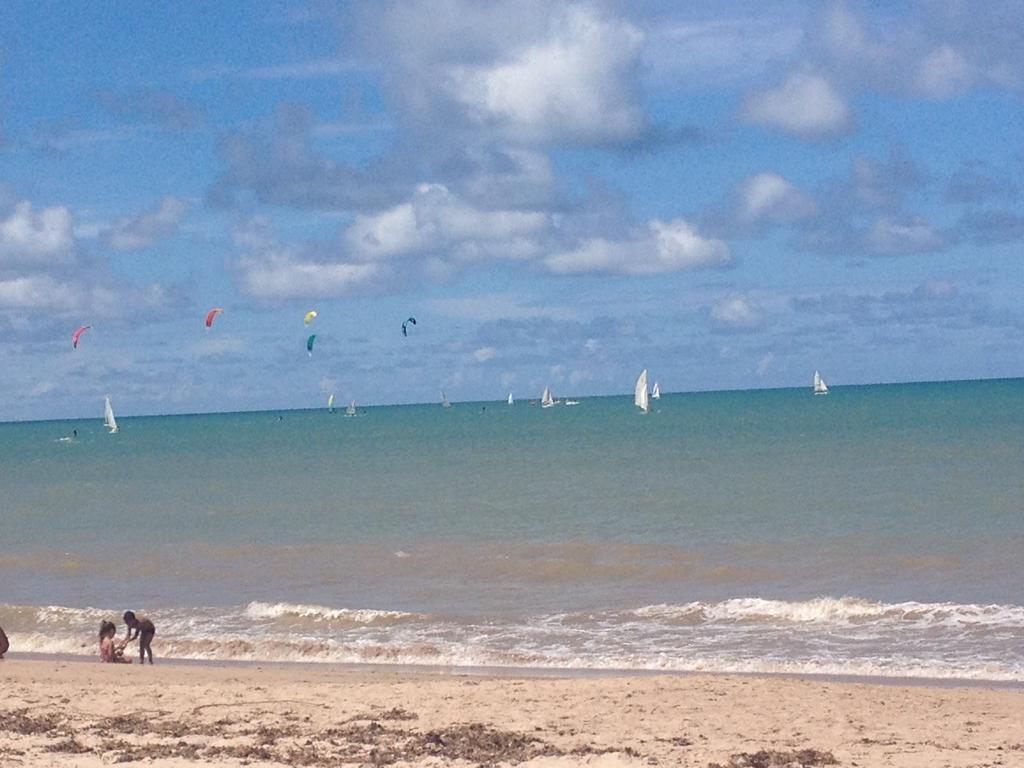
[345,183,549,262]
[193,336,246,358]
[737,172,817,224]
[237,252,381,300]
[756,353,774,376]
[644,17,803,88]
[103,196,189,252]
[473,346,497,362]
[742,72,852,139]
[30,380,58,397]
[710,295,761,328]
[865,217,944,255]
[915,46,974,99]
[446,5,646,143]
[545,218,730,275]
[0,275,79,310]
[0,201,76,266]
[426,293,577,322]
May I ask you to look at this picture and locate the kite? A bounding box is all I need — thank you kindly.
[304,310,318,326]
[205,308,224,328]
[306,334,317,355]
[401,316,417,337]
[72,325,91,349]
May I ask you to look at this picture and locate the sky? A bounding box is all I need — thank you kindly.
[0,0,1021,420]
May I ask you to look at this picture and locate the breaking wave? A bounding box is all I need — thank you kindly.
[3,596,1022,682]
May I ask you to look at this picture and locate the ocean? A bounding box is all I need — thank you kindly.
[1,378,1022,680]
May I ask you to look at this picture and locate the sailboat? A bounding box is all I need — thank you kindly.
[507,393,514,406]
[103,395,119,433]
[651,381,661,400]
[813,370,829,396]
[634,369,650,414]
[345,399,356,417]
[441,391,452,409]
[327,393,335,413]
[540,386,558,408]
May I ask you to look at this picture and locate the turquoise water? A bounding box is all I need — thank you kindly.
[2,379,1022,678]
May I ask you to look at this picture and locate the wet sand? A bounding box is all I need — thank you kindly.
[1,658,1022,766]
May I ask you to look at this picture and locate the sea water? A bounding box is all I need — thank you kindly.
[1,378,1022,680]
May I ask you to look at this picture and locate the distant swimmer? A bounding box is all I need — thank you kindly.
[0,624,8,658]
[122,611,156,664]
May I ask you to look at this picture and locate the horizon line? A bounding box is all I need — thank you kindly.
[2,374,1020,427]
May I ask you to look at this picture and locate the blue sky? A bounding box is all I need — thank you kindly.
[1,0,1021,420]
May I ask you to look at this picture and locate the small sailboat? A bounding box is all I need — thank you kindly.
[327,393,335,413]
[103,395,119,433]
[507,392,514,406]
[441,391,452,409]
[540,386,558,408]
[634,369,650,414]
[651,381,661,400]
[345,399,356,417]
[813,370,829,396]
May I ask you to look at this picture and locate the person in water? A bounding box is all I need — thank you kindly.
[0,624,8,658]
[98,620,130,663]
[123,611,156,664]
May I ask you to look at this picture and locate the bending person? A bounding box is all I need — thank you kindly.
[0,625,8,658]
[123,611,156,664]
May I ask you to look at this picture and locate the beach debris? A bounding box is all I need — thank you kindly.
[708,748,839,767]
[401,316,416,337]
[71,325,91,348]
[204,308,224,328]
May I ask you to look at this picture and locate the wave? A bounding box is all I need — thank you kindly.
[3,596,1023,682]
[621,597,1024,628]
[243,601,422,626]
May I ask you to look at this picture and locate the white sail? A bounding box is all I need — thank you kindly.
[507,392,514,406]
[651,381,661,400]
[103,395,119,433]
[634,369,650,413]
[813,370,829,395]
[327,393,335,412]
[441,391,452,408]
[345,399,356,416]
[541,386,555,408]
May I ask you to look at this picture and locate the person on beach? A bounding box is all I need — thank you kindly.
[123,611,156,664]
[0,624,8,658]
[98,620,131,663]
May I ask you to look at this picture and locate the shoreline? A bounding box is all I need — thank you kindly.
[2,657,1022,767]
[6,650,1024,691]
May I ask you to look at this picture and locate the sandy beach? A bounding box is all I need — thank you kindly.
[1,660,1022,767]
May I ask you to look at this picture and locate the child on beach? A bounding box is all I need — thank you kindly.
[0,624,8,658]
[123,611,156,664]
[98,621,130,663]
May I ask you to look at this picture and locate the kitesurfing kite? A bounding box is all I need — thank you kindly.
[304,310,318,326]
[205,308,224,328]
[401,316,417,337]
[306,334,317,356]
[72,325,91,349]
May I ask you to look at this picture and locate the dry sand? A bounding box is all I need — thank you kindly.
[1,659,1022,767]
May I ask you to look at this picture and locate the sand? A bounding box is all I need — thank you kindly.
[1,659,1022,767]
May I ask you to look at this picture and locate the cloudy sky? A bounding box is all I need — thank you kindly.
[1,0,1021,420]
